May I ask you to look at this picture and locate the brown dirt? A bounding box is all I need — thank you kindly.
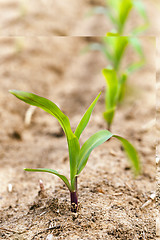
[0,0,158,239]
[0,36,156,239]
[156,37,160,239]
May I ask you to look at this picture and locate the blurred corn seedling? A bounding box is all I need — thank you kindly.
[85,36,145,129]
[88,0,149,35]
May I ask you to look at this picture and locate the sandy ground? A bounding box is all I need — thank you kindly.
[156,37,160,239]
[0,37,156,239]
[0,0,159,239]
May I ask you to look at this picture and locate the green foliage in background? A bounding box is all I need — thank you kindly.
[85,36,145,129]
[89,0,149,35]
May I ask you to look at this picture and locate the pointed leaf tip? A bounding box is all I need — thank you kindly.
[113,135,141,175]
[75,92,101,139]
[24,168,72,191]
[9,90,80,189]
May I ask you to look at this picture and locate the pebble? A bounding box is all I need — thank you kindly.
[46,234,54,240]
[7,184,13,193]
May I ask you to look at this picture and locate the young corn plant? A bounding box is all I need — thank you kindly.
[86,36,145,129]
[102,35,145,76]
[9,90,140,212]
[89,0,149,35]
[87,36,145,80]
[102,68,120,130]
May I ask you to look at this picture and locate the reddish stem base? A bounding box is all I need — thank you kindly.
[70,191,78,213]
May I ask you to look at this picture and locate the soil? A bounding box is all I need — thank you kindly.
[0,36,156,239]
[156,37,160,239]
[0,0,158,239]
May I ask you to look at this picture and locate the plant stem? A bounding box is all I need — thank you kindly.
[70,191,78,212]
[70,176,78,212]
[108,123,111,131]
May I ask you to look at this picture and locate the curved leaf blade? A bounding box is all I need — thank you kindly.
[75,92,101,139]
[126,60,145,75]
[131,1,149,35]
[9,90,72,138]
[133,0,148,22]
[127,38,145,74]
[118,0,133,34]
[9,90,80,190]
[24,168,72,191]
[114,37,128,71]
[129,38,144,58]
[77,130,113,175]
[131,23,149,35]
[113,135,141,175]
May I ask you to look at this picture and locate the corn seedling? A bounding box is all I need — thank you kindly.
[86,36,145,129]
[89,0,149,35]
[103,36,144,129]
[102,68,120,130]
[102,35,145,75]
[87,36,145,79]
[9,90,140,212]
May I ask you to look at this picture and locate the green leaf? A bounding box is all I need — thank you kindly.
[87,41,113,64]
[127,38,145,74]
[101,44,113,63]
[102,68,118,109]
[82,42,113,63]
[131,23,149,35]
[107,0,119,9]
[118,0,133,34]
[106,33,119,37]
[9,90,73,138]
[129,38,144,58]
[103,37,129,71]
[113,37,129,71]
[113,135,141,175]
[24,168,72,191]
[75,92,101,139]
[104,0,148,35]
[103,107,116,128]
[117,73,128,102]
[133,0,148,22]
[9,90,80,191]
[102,68,118,127]
[104,8,117,26]
[102,37,116,66]
[126,60,145,75]
[77,130,113,174]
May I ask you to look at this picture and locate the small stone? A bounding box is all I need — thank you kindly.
[150,193,156,200]
[39,179,45,191]
[72,212,78,220]
[8,184,13,193]
[46,234,54,240]
[156,156,160,165]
